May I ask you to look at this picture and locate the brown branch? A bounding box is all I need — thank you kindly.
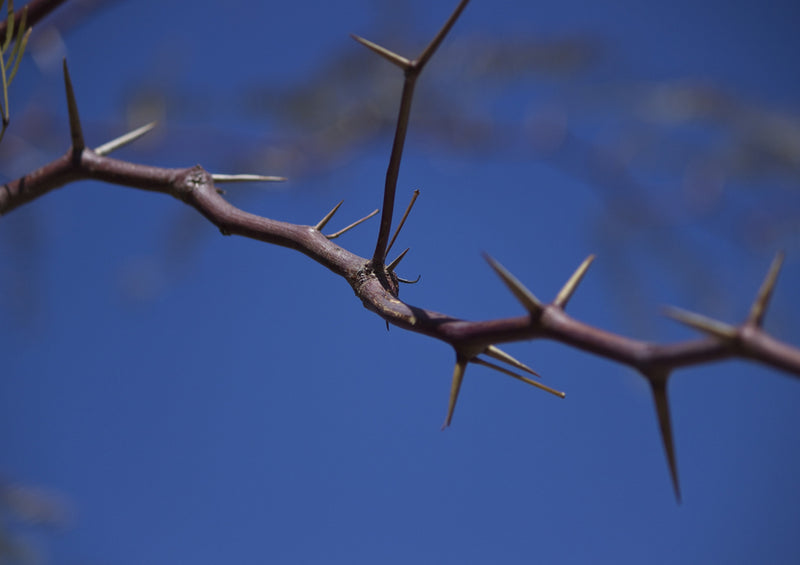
[1,0,798,504]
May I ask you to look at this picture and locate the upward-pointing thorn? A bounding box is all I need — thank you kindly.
[483,253,543,315]
[350,34,411,70]
[747,251,785,328]
[554,254,595,309]
[315,201,344,231]
[62,59,84,152]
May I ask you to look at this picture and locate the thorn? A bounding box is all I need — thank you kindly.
[415,0,471,69]
[211,174,286,184]
[326,208,379,240]
[483,253,544,315]
[315,200,344,231]
[554,254,595,309]
[443,354,468,429]
[663,306,738,340]
[93,121,158,156]
[483,345,540,378]
[350,34,411,70]
[747,251,785,328]
[645,371,681,503]
[472,358,565,398]
[386,189,420,258]
[397,274,421,284]
[387,248,410,272]
[62,59,84,152]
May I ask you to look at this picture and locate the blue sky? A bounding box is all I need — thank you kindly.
[2,0,800,563]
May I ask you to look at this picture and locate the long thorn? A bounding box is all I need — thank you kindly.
[647,373,681,503]
[326,209,379,240]
[212,174,286,184]
[663,306,738,340]
[415,0,471,69]
[747,251,785,328]
[350,34,411,69]
[554,254,595,309]
[484,345,540,378]
[314,201,344,231]
[472,358,565,398]
[62,59,84,152]
[387,248,410,272]
[386,189,419,258]
[443,354,468,429]
[93,121,157,156]
[483,253,543,315]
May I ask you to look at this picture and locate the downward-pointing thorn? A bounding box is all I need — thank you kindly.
[443,354,468,429]
[62,59,84,152]
[472,358,565,398]
[747,251,785,328]
[645,371,681,503]
[554,254,595,309]
[483,253,543,315]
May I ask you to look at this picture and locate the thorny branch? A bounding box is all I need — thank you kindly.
[1,0,798,503]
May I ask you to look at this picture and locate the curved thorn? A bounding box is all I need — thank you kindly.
[443,354,468,429]
[314,200,344,231]
[387,248,410,272]
[326,208,379,240]
[212,174,286,184]
[386,189,420,258]
[484,345,540,378]
[663,306,738,340]
[554,254,595,309]
[415,0,471,69]
[62,59,84,152]
[397,274,421,284]
[472,358,565,398]
[350,34,411,69]
[748,251,785,328]
[93,121,158,156]
[483,253,543,315]
[645,372,681,503]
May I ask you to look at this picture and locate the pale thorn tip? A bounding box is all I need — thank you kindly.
[554,254,595,309]
[747,251,785,328]
[663,305,738,340]
[93,121,158,156]
[483,253,543,315]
